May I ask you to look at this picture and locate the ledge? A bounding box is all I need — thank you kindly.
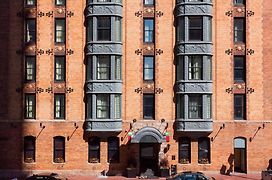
[175,3,213,17]
[85,3,122,17]
[84,119,122,132]
[175,42,212,56]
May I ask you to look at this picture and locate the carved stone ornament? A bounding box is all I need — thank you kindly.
[86,5,122,17]
[86,43,122,55]
[176,44,212,55]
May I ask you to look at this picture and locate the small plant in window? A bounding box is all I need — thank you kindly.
[25,157,34,163]
[199,158,209,164]
[180,158,190,164]
[54,157,65,163]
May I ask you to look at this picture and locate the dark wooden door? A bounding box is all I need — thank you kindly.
[140,143,159,176]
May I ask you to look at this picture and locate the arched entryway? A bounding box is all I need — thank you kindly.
[234,137,247,173]
[130,127,166,176]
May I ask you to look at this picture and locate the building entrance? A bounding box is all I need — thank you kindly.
[234,138,247,173]
[140,143,159,176]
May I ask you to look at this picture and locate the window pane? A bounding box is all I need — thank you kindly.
[97,94,109,119]
[87,18,93,41]
[115,56,122,80]
[26,19,36,42]
[207,95,212,119]
[55,19,66,43]
[176,95,184,118]
[234,95,245,119]
[188,56,202,80]
[25,94,35,119]
[114,17,122,42]
[179,137,191,164]
[177,17,184,42]
[89,137,100,163]
[56,0,66,5]
[207,56,212,80]
[234,56,245,82]
[97,17,111,41]
[144,56,154,80]
[234,18,245,42]
[233,0,245,5]
[54,94,65,119]
[198,137,210,164]
[87,94,92,119]
[114,95,121,119]
[176,56,184,80]
[143,94,154,119]
[189,17,202,41]
[144,19,154,42]
[55,56,65,81]
[108,137,119,163]
[188,95,202,119]
[97,56,110,80]
[26,0,36,5]
[25,56,36,81]
[208,17,212,41]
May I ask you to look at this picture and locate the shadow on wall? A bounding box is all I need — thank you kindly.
[220,154,234,175]
[267,159,272,170]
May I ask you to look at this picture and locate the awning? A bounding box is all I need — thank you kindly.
[130,126,166,143]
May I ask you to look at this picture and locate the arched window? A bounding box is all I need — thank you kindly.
[89,137,100,163]
[53,136,65,163]
[24,136,36,163]
[198,137,210,164]
[179,137,191,164]
[108,136,119,163]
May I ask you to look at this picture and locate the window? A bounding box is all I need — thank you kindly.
[233,0,245,5]
[144,0,154,5]
[188,95,202,119]
[98,0,111,2]
[115,56,122,80]
[188,16,202,41]
[188,56,202,80]
[55,0,66,6]
[176,56,184,80]
[97,56,110,80]
[177,17,185,42]
[234,18,245,43]
[55,19,66,43]
[188,0,203,1]
[114,95,121,119]
[234,56,245,82]
[96,94,110,119]
[143,56,154,81]
[25,94,36,119]
[24,136,35,163]
[143,94,154,119]
[87,18,93,42]
[207,95,212,119]
[54,94,65,119]
[26,19,36,43]
[86,94,92,119]
[144,19,154,43]
[114,17,122,42]
[179,137,191,164]
[53,136,65,163]
[198,137,210,164]
[54,56,65,82]
[234,95,246,119]
[97,17,111,41]
[176,95,184,118]
[89,137,100,163]
[26,0,36,6]
[25,56,36,82]
[108,137,119,163]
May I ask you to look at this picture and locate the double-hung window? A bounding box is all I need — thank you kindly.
[55,19,66,43]
[53,136,65,163]
[198,137,210,164]
[188,56,202,80]
[55,0,66,6]
[143,56,154,81]
[234,56,245,82]
[188,16,202,41]
[54,94,65,119]
[97,56,110,80]
[144,19,154,43]
[55,56,65,82]
[233,0,245,5]
[108,137,119,163]
[25,94,36,119]
[143,94,155,119]
[179,137,191,164]
[234,95,246,119]
[234,18,245,43]
[144,0,154,5]
[188,95,202,119]
[89,137,100,163]
[24,136,36,163]
[96,94,110,119]
[25,56,36,82]
[97,17,111,41]
[26,19,36,43]
[25,0,36,6]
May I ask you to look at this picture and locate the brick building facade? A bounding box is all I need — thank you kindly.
[0,0,272,178]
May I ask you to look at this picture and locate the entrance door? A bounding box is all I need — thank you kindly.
[140,143,159,176]
[234,138,247,173]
